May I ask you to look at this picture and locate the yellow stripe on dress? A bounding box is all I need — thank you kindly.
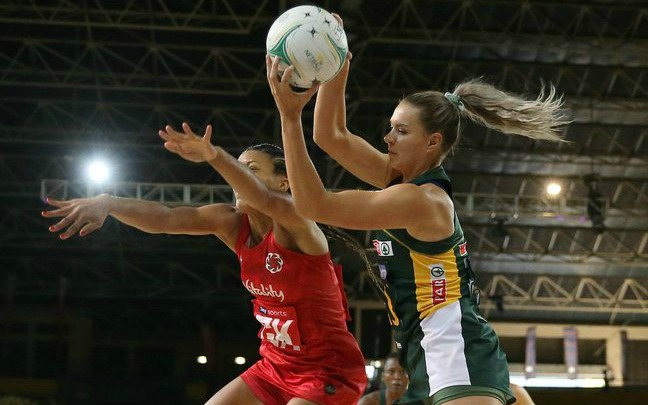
[410,248,462,319]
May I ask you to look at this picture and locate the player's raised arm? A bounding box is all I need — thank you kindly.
[313,56,398,189]
[159,123,328,256]
[160,123,310,229]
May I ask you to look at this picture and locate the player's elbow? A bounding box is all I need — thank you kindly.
[313,127,345,150]
[312,130,332,149]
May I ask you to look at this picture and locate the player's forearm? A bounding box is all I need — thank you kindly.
[106,195,175,233]
[207,147,274,210]
[313,64,349,151]
[280,116,328,220]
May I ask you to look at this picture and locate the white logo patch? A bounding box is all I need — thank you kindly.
[373,240,394,256]
[429,264,447,304]
[378,263,388,280]
[265,252,284,274]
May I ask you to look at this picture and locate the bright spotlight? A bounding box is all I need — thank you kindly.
[234,356,246,365]
[546,182,561,196]
[86,160,110,183]
[196,355,207,364]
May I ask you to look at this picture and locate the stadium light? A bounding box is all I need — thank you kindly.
[86,159,111,183]
[546,182,562,196]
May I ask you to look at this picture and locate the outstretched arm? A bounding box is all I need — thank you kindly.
[42,196,240,250]
[159,123,312,231]
[159,122,328,255]
[313,54,397,189]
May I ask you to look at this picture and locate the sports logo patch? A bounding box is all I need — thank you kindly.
[265,252,284,273]
[458,242,468,256]
[373,240,394,256]
[430,264,446,304]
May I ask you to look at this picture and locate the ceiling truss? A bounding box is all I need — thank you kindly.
[1,0,647,325]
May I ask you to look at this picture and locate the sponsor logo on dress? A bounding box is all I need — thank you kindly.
[265,252,284,273]
[378,263,388,280]
[258,306,288,317]
[244,279,285,302]
[254,303,301,350]
[430,264,447,304]
[458,242,468,256]
[373,240,394,256]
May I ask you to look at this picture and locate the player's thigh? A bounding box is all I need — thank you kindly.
[204,376,264,405]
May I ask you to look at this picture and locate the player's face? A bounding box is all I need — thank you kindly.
[384,101,436,174]
[236,150,288,204]
[382,357,408,394]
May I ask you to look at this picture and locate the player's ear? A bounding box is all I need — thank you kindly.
[426,132,442,150]
[279,176,289,193]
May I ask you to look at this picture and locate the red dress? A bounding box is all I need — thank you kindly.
[237,214,367,405]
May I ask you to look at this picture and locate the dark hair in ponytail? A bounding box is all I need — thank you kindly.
[319,224,373,279]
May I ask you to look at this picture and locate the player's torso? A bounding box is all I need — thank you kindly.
[372,229,469,328]
[238,230,350,353]
[369,167,476,335]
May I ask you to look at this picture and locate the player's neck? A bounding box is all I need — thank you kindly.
[247,211,274,240]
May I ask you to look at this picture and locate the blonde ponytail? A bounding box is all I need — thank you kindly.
[402,79,570,155]
[453,78,569,142]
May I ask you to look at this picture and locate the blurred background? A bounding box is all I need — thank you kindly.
[1,0,647,404]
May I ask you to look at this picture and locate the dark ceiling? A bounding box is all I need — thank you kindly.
[1,0,647,330]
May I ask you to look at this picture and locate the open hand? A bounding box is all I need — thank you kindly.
[266,55,320,118]
[159,123,218,163]
[41,195,111,239]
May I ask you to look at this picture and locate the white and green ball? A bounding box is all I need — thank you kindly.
[266,5,348,90]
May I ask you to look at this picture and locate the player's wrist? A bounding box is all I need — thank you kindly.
[98,194,116,213]
[207,146,223,165]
